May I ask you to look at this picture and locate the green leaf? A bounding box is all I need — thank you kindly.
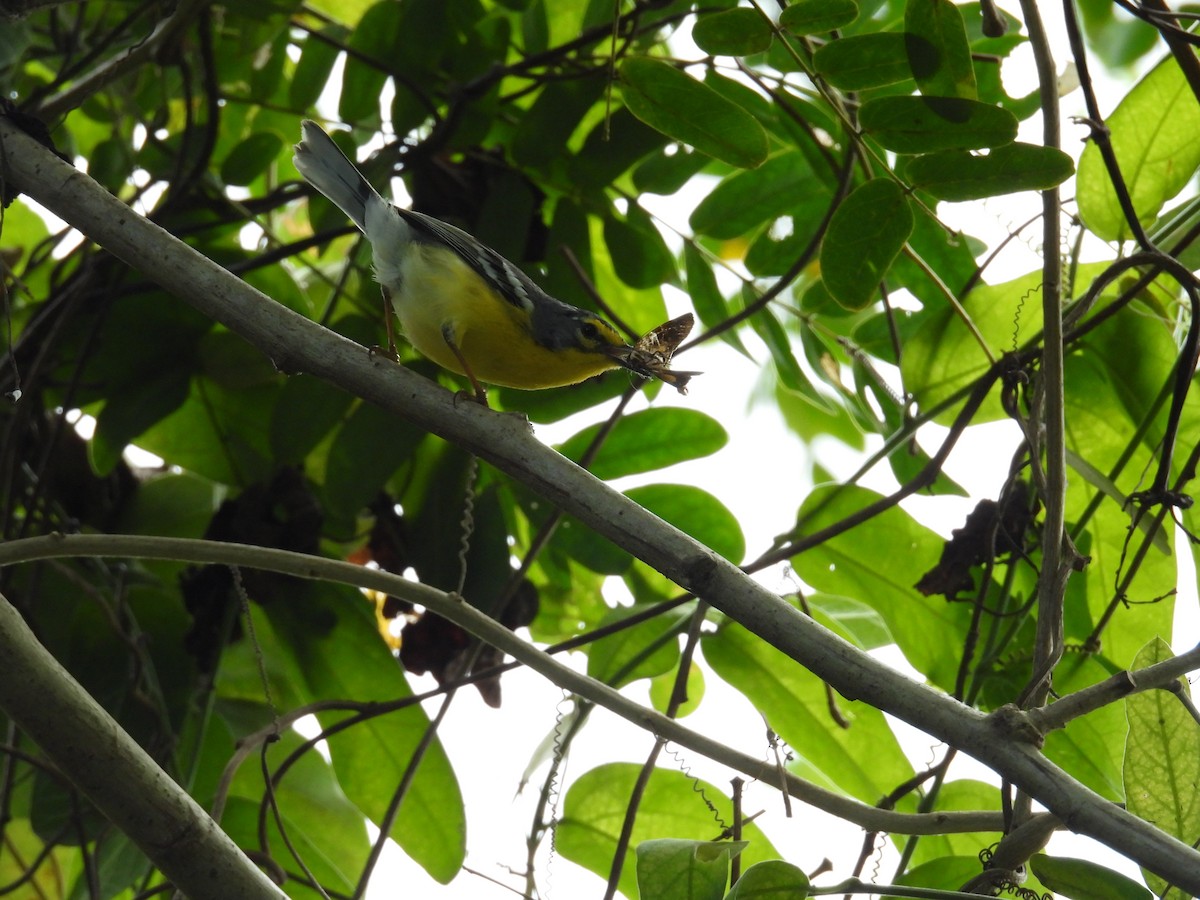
[690,151,819,239]
[636,839,744,900]
[289,26,346,110]
[135,376,276,486]
[1124,638,1200,899]
[604,204,677,289]
[749,301,816,399]
[116,471,218,544]
[305,0,375,19]
[703,69,776,124]
[649,661,704,716]
[1030,854,1152,900]
[634,144,711,195]
[556,764,778,900]
[791,484,971,690]
[905,0,977,99]
[222,730,368,894]
[392,0,453,73]
[1040,656,1128,801]
[813,33,912,91]
[808,593,892,649]
[572,107,670,190]
[1148,193,1200,271]
[726,860,811,898]
[619,57,768,169]
[339,1,403,124]
[902,780,1005,866]
[1088,295,1178,463]
[556,409,728,480]
[248,29,289,103]
[780,0,857,35]
[902,263,1115,423]
[886,201,980,308]
[890,856,993,894]
[860,96,1016,152]
[512,75,606,169]
[906,142,1074,199]
[530,496,633,576]
[323,400,426,521]
[472,170,537,262]
[493,373,634,424]
[92,372,191,474]
[587,603,692,688]
[1076,0,1159,68]
[270,374,354,464]
[200,329,280,389]
[626,484,745,563]
[1077,55,1200,241]
[0,19,30,71]
[0,819,77,899]
[65,831,151,898]
[703,623,914,801]
[269,589,466,883]
[820,179,914,310]
[521,0,548,53]
[742,190,831,276]
[692,8,773,56]
[685,243,747,355]
[88,138,133,192]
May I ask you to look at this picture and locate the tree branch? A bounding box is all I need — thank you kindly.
[4,116,1200,891]
[1030,642,1200,732]
[0,532,1004,839]
[0,587,285,899]
[1019,0,1071,709]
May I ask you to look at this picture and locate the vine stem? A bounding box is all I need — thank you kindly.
[1018,0,1070,711]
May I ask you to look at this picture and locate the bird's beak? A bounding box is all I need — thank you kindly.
[603,344,636,363]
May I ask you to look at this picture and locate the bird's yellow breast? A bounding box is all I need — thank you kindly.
[388,244,619,390]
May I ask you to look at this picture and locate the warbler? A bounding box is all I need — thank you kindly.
[293,120,635,402]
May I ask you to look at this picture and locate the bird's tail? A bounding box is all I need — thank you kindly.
[293,120,380,234]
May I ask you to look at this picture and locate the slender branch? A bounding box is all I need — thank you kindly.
[1030,642,1200,733]
[1019,0,1071,709]
[0,532,1003,838]
[1140,0,1200,109]
[0,0,77,15]
[603,602,709,899]
[34,0,211,121]
[903,245,996,364]
[1062,0,1153,249]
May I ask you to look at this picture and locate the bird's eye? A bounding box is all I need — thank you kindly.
[580,321,600,341]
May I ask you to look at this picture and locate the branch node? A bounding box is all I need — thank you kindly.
[682,553,718,594]
[988,704,1045,749]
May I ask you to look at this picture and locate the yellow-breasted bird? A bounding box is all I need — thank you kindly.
[293,120,644,403]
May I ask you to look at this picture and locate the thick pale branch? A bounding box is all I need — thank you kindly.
[0,588,285,900]
[3,117,1200,891]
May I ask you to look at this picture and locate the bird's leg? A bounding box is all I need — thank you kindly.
[441,324,489,406]
[367,286,401,361]
[382,286,399,360]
